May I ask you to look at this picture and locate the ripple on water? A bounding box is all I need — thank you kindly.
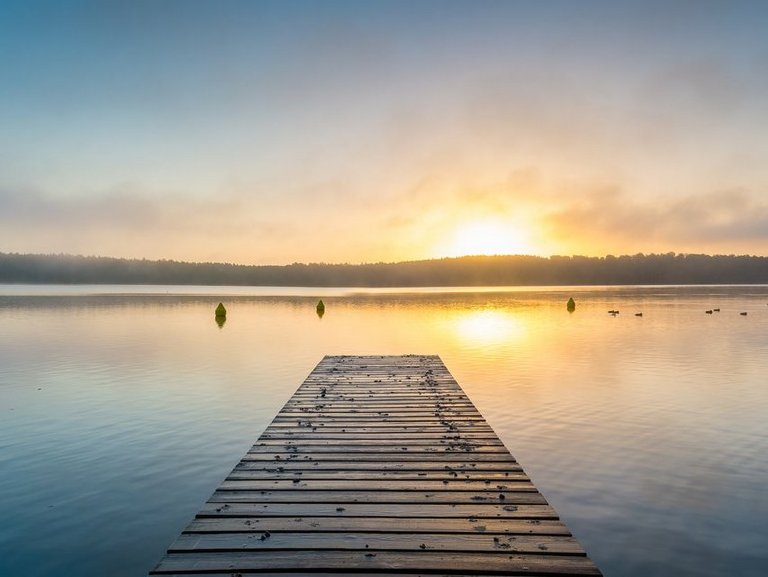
[1,286,767,577]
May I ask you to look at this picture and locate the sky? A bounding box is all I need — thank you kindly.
[1,0,768,265]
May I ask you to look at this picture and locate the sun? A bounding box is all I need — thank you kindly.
[445,218,532,257]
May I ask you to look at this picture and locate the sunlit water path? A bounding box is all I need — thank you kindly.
[1,285,767,576]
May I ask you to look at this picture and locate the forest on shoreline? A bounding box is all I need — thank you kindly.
[2,252,768,287]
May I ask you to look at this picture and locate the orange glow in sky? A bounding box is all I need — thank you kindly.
[2,3,768,264]
[443,219,533,257]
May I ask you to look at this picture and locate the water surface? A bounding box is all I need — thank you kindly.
[1,285,767,576]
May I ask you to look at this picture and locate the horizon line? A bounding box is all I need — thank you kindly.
[3,250,768,268]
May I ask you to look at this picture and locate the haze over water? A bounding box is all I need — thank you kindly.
[1,285,767,577]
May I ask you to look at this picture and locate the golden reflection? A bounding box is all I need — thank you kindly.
[451,308,527,348]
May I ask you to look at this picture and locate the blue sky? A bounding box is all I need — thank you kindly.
[2,1,767,263]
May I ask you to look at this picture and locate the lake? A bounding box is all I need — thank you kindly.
[1,284,767,576]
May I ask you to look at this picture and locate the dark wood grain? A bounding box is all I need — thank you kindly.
[152,551,601,575]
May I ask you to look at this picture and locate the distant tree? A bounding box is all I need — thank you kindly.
[1,251,767,286]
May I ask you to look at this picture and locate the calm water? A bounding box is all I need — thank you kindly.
[1,285,767,576]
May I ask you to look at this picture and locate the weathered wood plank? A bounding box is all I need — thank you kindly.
[233,461,522,471]
[265,422,494,431]
[285,396,476,401]
[152,551,601,575]
[221,474,531,489]
[184,517,572,535]
[270,415,487,422]
[209,489,545,504]
[282,410,483,415]
[251,440,505,448]
[169,532,585,555]
[281,396,476,402]
[148,355,600,576]
[227,469,527,480]
[247,445,508,453]
[293,392,462,396]
[241,452,518,461]
[151,574,584,577]
[198,502,559,518]
[223,477,531,487]
[280,406,483,414]
[259,432,501,439]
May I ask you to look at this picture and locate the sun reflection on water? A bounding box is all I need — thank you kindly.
[451,308,527,349]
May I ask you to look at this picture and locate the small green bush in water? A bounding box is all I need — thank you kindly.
[316,299,325,313]
[567,297,576,311]
[215,302,227,317]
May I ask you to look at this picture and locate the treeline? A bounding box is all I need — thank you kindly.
[1,252,767,286]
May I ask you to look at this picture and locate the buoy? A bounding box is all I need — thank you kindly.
[316,299,325,318]
[215,302,227,318]
[567,297,575,312]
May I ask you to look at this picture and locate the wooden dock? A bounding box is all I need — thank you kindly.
[149,355,601,576]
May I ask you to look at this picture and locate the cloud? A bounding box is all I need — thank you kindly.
[0,185,288,262]
[3,168,768,266]
[544,185,768,253]
[0,185,256,233]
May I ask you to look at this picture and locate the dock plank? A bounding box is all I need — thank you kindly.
[149,354,600,576]
[185,517,572,535]
[227,469,527,480]
[208,490,545,504]
[219,479,533,489]
[153,551,600,575]
[168,532,585,554]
